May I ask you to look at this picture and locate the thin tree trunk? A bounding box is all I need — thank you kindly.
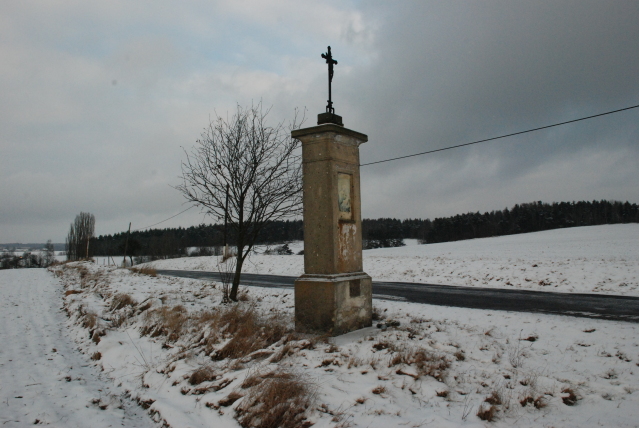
[230,250,245,301]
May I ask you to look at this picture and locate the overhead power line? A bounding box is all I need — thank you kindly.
[131,205,196,232]
[360,103,639,167]
[117,104,638,233]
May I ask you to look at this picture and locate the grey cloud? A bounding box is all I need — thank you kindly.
[336,1,639,219]
[1,0,638,242]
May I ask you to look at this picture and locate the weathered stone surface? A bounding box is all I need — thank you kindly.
[294,273,372,335]
[292,122,372,335]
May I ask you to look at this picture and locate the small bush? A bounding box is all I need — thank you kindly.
[235,370,314,428]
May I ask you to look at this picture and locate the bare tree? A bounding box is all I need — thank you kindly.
[177,103,303,301]
[43,239,55,266]
[65,212,95,261]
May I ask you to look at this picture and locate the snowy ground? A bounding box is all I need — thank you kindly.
[0,269,154,428]
[34,262,639,427]
[145,224,639,296]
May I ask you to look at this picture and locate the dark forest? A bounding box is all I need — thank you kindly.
[90,200,639,258]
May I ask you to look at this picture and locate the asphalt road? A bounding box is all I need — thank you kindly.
[156,269,639,323]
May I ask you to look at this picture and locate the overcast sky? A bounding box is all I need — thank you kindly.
[2,0,638,243]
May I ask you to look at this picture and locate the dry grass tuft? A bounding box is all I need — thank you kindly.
[520,396,533,407]
[111,312,130,328]
[534,396,548,409]
[477,404,497,421]
[83,311,98,330]
[110,293,137,311]
[91,352,102,360]
[561,387,578,406]
[129,266,157,277]
[372,307,384,321]
[140,304,290,358]
[219,391,243,407]
[141,305,188,342]
[92,329,103,344]
[270,343,294,363]
[372,341,391,351]
[65,290,83,296]
[484,390,502,405]
[519,395,548,409]
[189,366,219,385]
[372,385,386,395]
[235,369,314,428]
[389,348,450,381]
[213,307,289,361]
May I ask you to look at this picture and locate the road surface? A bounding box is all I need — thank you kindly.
[157,269,639,323]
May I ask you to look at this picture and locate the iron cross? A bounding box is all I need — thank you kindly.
[321,46,338,113]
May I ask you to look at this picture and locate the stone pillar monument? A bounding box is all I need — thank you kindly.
[292,111,372,335]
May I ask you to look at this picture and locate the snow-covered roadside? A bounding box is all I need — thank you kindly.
[0,269,154,428]
[144,224,639,296]
[53,262,639,427]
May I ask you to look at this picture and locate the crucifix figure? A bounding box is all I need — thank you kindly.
[321,46,337,114]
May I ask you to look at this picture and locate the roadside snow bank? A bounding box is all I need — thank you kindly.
[145,224,639,296]
[54,262,639,427]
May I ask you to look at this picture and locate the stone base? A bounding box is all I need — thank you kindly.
[295,272,372,336]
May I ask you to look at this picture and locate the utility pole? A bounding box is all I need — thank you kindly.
[224,184,229,258]
[123,222,131,267]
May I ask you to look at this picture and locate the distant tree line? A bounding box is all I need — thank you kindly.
[421,200,639,244]
[90,220,304,259]
[90,200,638,258]
[0,240,55,269]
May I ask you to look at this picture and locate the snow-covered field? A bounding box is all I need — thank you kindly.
[2,224,638,427]
[4,262,632,427]
[145,224,639,296]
